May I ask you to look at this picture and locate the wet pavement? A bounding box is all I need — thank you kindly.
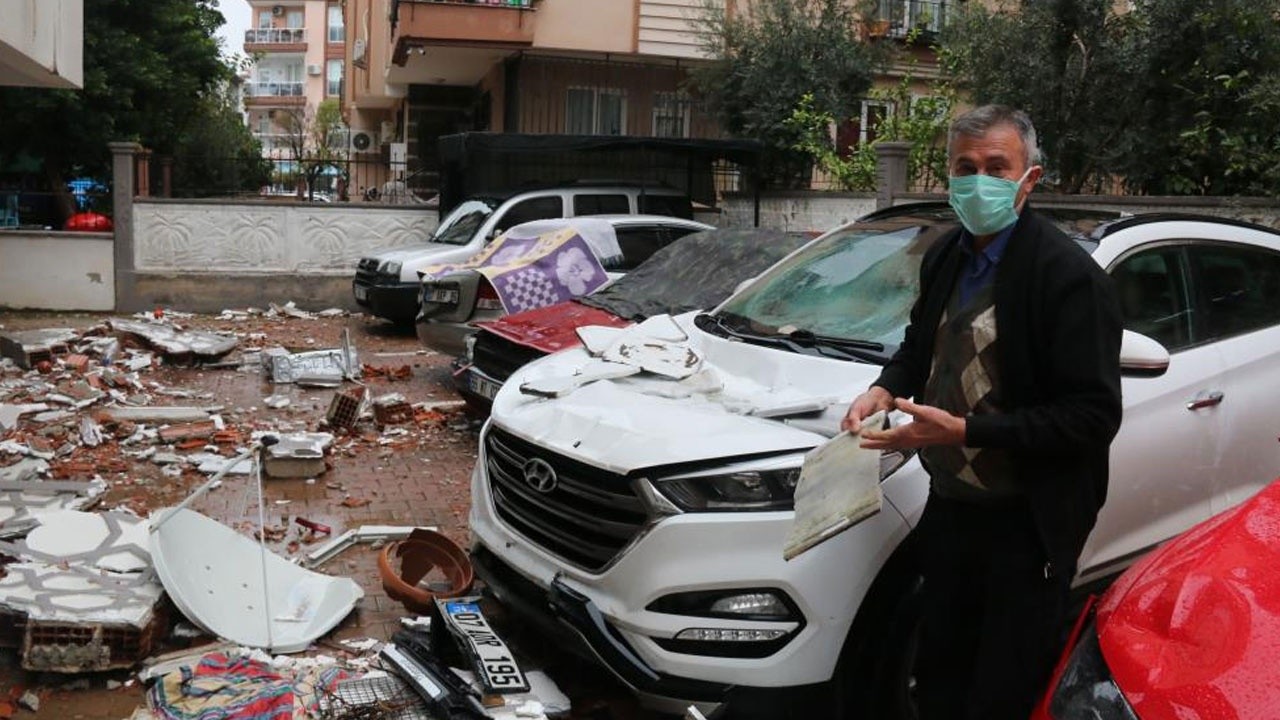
[0,309,660,719]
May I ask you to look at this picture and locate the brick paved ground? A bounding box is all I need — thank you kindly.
[0,310,658,719]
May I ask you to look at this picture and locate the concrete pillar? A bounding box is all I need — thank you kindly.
[159,156,173,198]
[110,142,142,312]
[875,141,912,209]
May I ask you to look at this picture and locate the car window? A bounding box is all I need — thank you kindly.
[573,194,630,216]
[718,223,944,351]
[433,199,496,245]
[1109,248,1194,351]
[613,226,671,271]
[639,194,693,219]
[495,196,563,234]
[1189,243,1280,342]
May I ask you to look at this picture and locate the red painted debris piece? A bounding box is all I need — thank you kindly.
[476,301,630,355]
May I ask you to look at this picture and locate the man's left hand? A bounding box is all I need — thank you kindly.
[860,398,966,450]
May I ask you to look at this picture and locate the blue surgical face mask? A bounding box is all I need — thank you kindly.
[948,167,1034,236]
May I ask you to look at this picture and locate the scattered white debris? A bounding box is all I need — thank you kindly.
[263,394,291,409]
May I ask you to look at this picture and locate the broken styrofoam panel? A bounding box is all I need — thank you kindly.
[263,395,291,409]
[519,360,641,399]
[600,334,702,379]
[149,507,364,654]
[576,325,627,356]
[262,346,360,385]
[17,510,152,573]
[0,562,163,627]
[0,477,107,537]
[0,457,49,483]
[0,329,79,369]
[0,439,55,460]
[0,403,51,431]
[263,432,333,479]
[187,453,253,475]
[268,301,315,320]
[450,669,571,718]
[107,319,238,360]
[99,406,219,424]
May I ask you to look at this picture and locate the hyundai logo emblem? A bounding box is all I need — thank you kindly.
[522,457,557,493]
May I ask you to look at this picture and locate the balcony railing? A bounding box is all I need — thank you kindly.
[244,81,305,98]
[871,0,949,38]
[244,28,307,44]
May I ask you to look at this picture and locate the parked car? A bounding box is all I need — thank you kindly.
[414,215,712,357]
[454,227,816,413]
[468,207,1280,718]
[1035,477,1280,720]
[353,183,693,324]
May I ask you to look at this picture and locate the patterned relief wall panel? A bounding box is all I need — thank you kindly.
[134,203,438,273]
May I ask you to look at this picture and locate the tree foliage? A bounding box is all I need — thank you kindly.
[172,83,273,198]
[941,0,1280,195]
[787,43,956,192]
[689,0,887,186]
[0,0,231,218]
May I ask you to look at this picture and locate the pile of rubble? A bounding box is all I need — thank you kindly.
[0,308,551,719]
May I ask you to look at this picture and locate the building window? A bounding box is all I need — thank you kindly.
[565,88,626,136]
[257,10,272,28]
[327,4,344,42]
[652,92,691,138]
[286,9,304,29]
[835,99,891,157]
[326,59,343,97]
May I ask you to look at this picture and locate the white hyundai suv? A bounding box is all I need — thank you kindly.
[469,207,1280,718]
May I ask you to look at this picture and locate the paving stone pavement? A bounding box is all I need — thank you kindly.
[0,310,660,720]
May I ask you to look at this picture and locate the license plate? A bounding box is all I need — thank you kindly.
[353,285,368,301]
[439,599,530,694]
[426,287,459,304]
[468,371,502,401]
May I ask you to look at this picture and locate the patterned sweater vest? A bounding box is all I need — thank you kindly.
[919,281,1019,500]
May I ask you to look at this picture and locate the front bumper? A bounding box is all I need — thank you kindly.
[415,318,475,358]
[352,279,418,324]
[467,425,913,693]
[451,359,502,416]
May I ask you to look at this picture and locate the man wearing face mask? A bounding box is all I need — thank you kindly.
[841,105,1123,719]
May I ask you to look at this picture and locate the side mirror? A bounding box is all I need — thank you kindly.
[1119,329,1170,377]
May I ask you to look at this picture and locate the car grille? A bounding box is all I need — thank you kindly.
[355,258,384,285]
[485,427,648,571]
[473,332,548,383]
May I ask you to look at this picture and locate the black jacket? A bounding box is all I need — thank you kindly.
[874,208,1124,576]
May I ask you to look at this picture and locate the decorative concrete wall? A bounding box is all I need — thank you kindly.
[0,231,113,311]
[721,192,880,233]
[133,199,438,274]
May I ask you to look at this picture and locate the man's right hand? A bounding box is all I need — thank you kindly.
[841,386,895,433]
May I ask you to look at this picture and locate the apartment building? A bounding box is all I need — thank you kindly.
[242,0,347,158]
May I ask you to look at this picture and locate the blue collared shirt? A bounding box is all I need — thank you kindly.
[957,223,1015,308]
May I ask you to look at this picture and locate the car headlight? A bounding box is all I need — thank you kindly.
[655,467,802,512]
[381,260,402,277]
[1047,622,1139,720]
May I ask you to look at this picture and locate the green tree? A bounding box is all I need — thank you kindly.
[942,0,1280,196]
[940,0,1140,193]
[689,0,888,186]
[172,81,273,198]
[0,0,230,221]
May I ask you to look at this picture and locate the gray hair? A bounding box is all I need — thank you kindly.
[948,105,1042,168]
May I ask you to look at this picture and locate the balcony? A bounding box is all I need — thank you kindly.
[243,81,307,106]
[391,0,537,66]
[869,0,949,40]
[244,27,307,51]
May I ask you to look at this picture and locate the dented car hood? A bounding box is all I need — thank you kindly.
[489,314,884,473]
[1095,478,1280,717]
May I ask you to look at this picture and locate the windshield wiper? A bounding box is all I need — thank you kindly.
[694,313,874,363]
[786,329,886,362]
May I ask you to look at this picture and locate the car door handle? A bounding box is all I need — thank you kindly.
[1186,391,1224,411]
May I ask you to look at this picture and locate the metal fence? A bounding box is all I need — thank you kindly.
[872,0,950,38]
[0,173,112,231]
[164,150,433,205]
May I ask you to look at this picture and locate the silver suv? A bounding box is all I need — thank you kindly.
[352,184,693,324]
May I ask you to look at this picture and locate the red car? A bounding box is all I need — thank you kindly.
[452,228,814,413]
[1036,478,1280,719]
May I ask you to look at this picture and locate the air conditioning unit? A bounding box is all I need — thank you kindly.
[379,121,396,143]
[307,64,322,76]
[272,5,285,16]
[350,131,377,153]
